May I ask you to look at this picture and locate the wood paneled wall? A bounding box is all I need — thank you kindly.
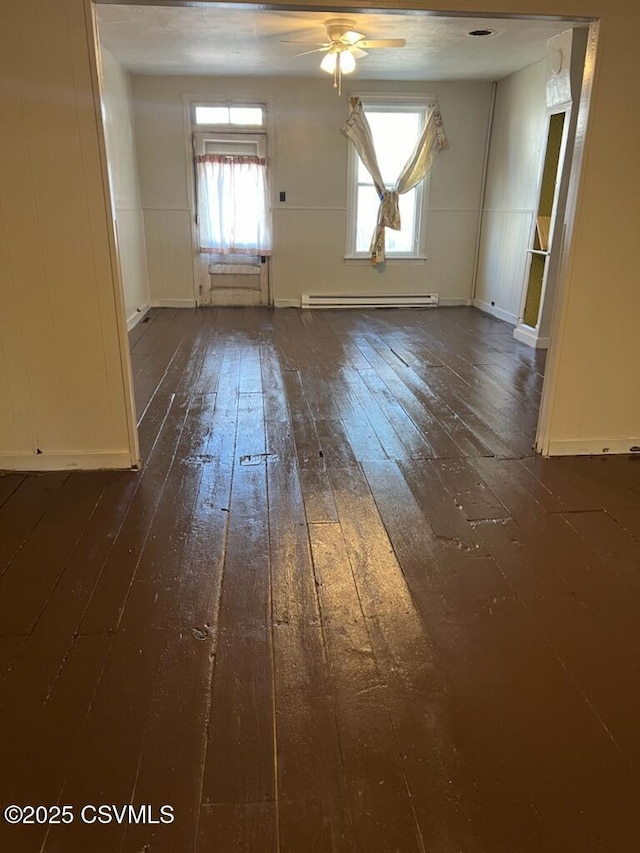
[474,61,547,324]
[100,48,151,328]
[0,0,138,470]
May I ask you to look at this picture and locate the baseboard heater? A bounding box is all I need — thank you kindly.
[301,294,439,309]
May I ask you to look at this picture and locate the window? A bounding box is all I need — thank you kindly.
[346,97,435,259]
[194,104,264,127]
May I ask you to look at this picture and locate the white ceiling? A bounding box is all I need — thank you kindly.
[96,5,586,81]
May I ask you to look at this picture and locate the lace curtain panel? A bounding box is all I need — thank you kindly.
[196,154,272,256]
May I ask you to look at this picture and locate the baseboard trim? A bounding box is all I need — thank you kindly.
[127,304,151,331]
[541,438,640,457]
[513,323,550,349]
[440,297,472,307]
[150,298,197,309]
[0,451,138,472]
[473,298,517,325]
[148,296,474,311]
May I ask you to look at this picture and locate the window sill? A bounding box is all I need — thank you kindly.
[344,254,427,265]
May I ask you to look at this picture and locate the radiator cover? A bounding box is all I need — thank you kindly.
[301,294,439,309]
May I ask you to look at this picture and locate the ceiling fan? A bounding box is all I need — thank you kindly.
[285,18,406,93]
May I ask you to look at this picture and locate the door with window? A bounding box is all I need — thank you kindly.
[193,114,271,305]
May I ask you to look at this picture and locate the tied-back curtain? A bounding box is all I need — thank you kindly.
[341,98,448,265]
[196,154,272,256]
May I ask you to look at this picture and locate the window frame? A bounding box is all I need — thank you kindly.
[192,102,265,128]
[192,131,267,159]
[345,93,438,262]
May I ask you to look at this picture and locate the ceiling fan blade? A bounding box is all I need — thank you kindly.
[341,30,365,45]
[349,47,368,59]
[281,40,330,46]
[292,47,330,57]
[356,38,406,49]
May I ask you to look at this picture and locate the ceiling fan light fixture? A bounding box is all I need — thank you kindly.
[320,51,337,73]
[288,17,405,95]
[340,50,356,74]
[321,47,356,94]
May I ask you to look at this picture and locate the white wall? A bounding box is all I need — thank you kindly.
[131,74,493,306]
[474,60,547,323]
[0,0,138,471]
[100,49,150,328]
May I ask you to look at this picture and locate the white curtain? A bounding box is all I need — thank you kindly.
[196,154,272,256]
[341,98,448,265]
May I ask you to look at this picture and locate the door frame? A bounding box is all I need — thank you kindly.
[181,93,277,307]
[91,0,599,460]
[87,0,141,468]
[514,102,573,349]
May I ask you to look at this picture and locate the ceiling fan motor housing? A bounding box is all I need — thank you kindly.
[325,18,358,41]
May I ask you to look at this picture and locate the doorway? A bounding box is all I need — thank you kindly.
[517,110,567,340]
[92,2,597,461]
[192,128,271,306]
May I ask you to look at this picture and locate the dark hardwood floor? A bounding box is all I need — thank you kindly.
[1,306,640,852]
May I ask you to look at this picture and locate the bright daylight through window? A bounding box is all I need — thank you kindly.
[349,102,432,257]
[194,105,264,126]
